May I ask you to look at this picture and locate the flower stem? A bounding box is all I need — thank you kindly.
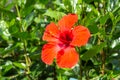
[85,70,89,80]
[79,57,83,80]
[77,47,83,80]
[53,62,57,80]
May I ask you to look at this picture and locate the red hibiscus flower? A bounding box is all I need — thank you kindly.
[41,14,90,68]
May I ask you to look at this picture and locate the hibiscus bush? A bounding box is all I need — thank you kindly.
[0,0,120,80]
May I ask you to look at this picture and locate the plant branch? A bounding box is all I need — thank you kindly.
[101,50,105,75]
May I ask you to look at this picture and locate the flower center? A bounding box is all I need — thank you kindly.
[59,30,73,47]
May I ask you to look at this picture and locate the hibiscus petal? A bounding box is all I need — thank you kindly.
[41,43,60,65]
[43,22,59,42]
[71,26,90,47]
[57,47,79,68]
[58,14,78,30]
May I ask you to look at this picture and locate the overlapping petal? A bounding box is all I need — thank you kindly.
[57,47,79,68]
[58,14,78,31]
[41,43,60,65]
[42,22,59,42]
[71,26,90,47]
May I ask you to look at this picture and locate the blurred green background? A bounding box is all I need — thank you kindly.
[0,0,120,80]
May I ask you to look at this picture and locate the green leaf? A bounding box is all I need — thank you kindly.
[5,1,15,10]
[116,15,120,23]
[1,43,20,55]
[88,23,98,34]
[13,32,31,40]
[100,14,109,25]
[13,62,26,69]
[23,12,35,31]
[4,65,13,73]
[112,41,120,50]
[83,0,100,3]
[63,0,71,6]
[0,20,8,34]
[21,5,34,18]
[78,0,82,3]
[30,53,40,60]
[0,20,10,40]
[9,19,19,34]
[81,42,106,61]
[44,9,65,20]
[2,61,13,74]
[9,25,19,34]
[0,7,16,19]
[113,70,120,78]
[24,0,35,8]
[109,12,115,23]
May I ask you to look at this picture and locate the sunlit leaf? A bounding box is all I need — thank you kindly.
[100,14,109,25]
[44,9,65,20]
[13,62,26,69]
